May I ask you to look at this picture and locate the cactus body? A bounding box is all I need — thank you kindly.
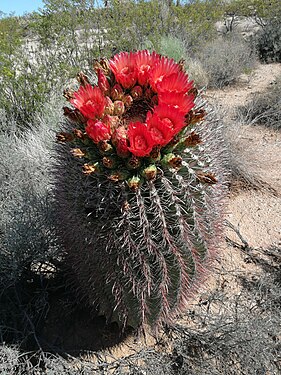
[54,114,226,330]
[54,51,227,330]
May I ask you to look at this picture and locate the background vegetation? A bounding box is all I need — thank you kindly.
[0,0,280,373]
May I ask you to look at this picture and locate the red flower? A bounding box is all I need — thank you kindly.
[109,52,137,89]
[97,69,110,95]
[149,56,180,92]
[134,50,160,86]
[128,122,154,157]
[158,91,195,113]
[156,71,193,95]
[86,119,111,143]
[146,112,173,146]
[152,104,186,135]
[70,84,106,119]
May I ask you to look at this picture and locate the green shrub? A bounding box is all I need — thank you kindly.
[257,19,281,63]
[198,35,256,88]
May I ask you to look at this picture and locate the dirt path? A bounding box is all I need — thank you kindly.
[210,63,281,249]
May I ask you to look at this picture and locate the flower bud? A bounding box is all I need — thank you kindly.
[131,85,143,99]
[111,84,124,100]
[116,138,130,158]
[113,100,125,116]
[104,96,114,115]
[123,94,133,108]
[141,164,157,181]
[98,69,110,95]
[86,120,111,143]
[151,95,158,106]
[144,88,153,100]
[127,176,142,191]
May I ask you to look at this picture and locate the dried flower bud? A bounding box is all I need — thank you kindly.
[184,132,202,147]
[196,171,217,185]
[102,156,116,169]
[70,148,86,158]
[82,163,100,175]
[149,145,161,161]
[188,87,198,99]
[76,71,90,86]
[178,58,185,72]
[127,155,141,170]
[56,132,74,143]
[131,85,143,99]
[190,109,206,124]
[111,84,124,100]
[63,89,74,101]
[98,140,113,154]
[113,100,125,116]
[73,128,86,140]
[142,164,157,181]
[93,58,110,75]
[108,170,128,182]
[161,153,182,169]
[63,107,86,123]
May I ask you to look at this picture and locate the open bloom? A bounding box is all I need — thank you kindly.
[70,84,106,119]
[86,119,111,143]
[134,50,160,86]
[158,91,195,113]
[151,104,186,135]
[128,122,154,157]
[109,52,137,89]
[149,56,180,92]
[156,71,193,95]
[146,112,173,146]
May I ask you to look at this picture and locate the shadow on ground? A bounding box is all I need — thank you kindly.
[0,271,132,356]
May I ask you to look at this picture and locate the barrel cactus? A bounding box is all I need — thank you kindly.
[54,50,227,331]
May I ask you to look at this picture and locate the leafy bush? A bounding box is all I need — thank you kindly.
[198,35,256,88]
[236,75,281,129]
[257,19,281,63]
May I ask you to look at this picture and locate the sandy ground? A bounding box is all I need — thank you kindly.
[208,63,281,248]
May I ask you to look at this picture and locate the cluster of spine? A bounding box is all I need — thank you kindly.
[54,51,227,331]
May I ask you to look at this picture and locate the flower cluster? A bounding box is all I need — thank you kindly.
[59,50,207,190]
